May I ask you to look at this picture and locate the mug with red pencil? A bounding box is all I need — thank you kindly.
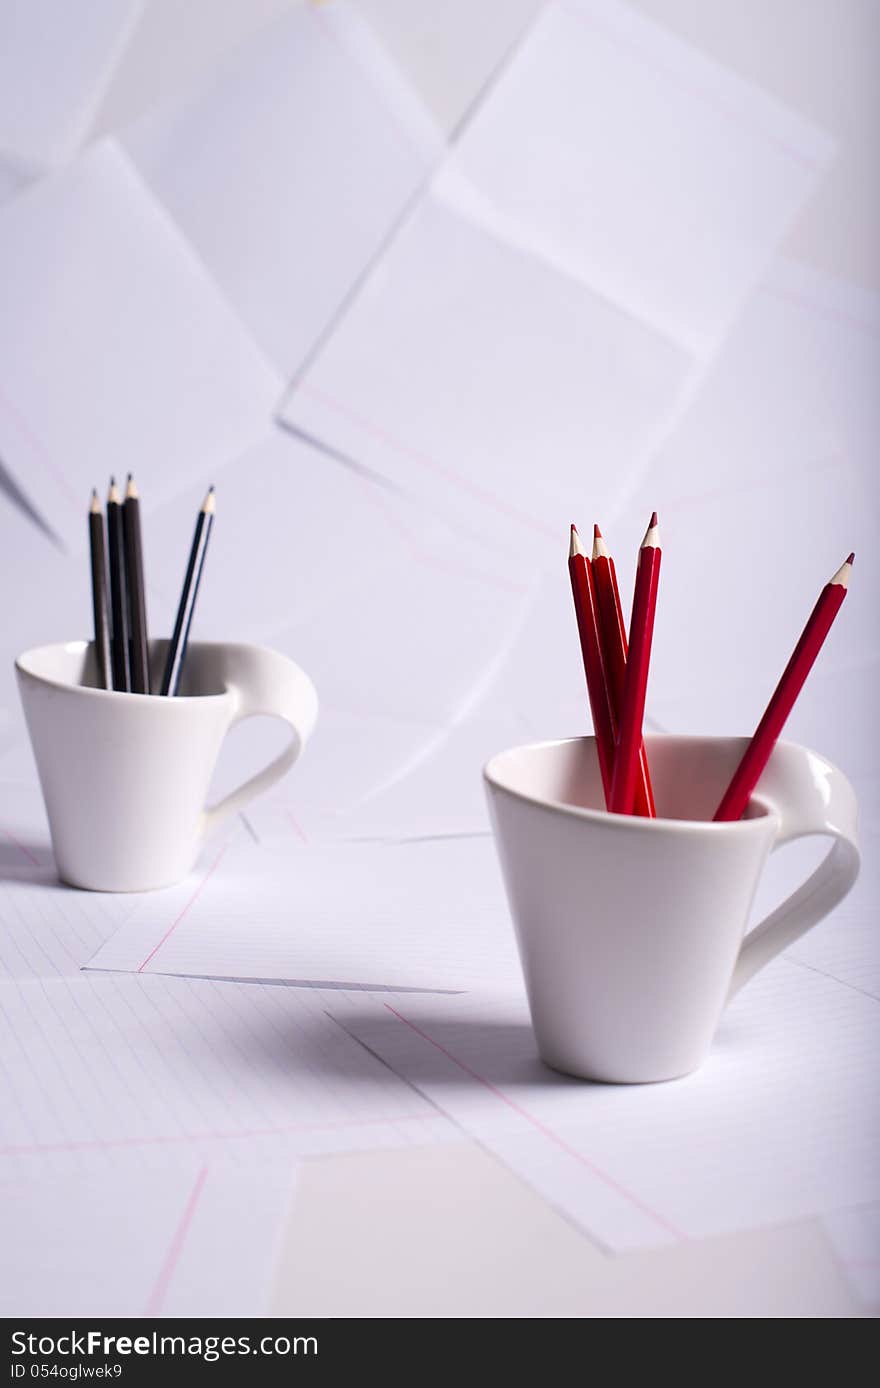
[484,510,860,1083]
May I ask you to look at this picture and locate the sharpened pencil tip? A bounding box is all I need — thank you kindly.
[569,525,585,559]
[830,554,854,588]
[641,512,660,548]
[591,525,609,561]
[90,488,100,513]
[107,477,120,503]
[202,486,216,515]
[125,474,138,500]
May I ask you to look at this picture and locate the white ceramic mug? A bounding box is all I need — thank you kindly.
[16,639,318,892]
[484,735,860,1083]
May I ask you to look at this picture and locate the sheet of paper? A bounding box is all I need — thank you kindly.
[0,138,281,554]
[0,0,142,168]
[272,1143,860,1318]
[821,1204,880,1309]
[643,271,880,737]
[135,426,534,726]
[0,480,94,747]
[123,1,443,377]
[578,262,880,860]
[0,1157,295,1318]
[85,835,521,992]
[647,260,880,505]
[0,781,165,980]
[0,973,457,1182]
[206,704,523,847]
[280,0,833,551]
[282,192,694,553]
[439,0,834,354]
[329,959,880,1252]
[0,153,33,209]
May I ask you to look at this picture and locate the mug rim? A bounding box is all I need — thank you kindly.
[483,733,783,836]
[15,639,235,706]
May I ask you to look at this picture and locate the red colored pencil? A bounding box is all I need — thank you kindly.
[592,524,656,818]
[569,525,616,807]
[714,553,854,822]
[609,513,661,815]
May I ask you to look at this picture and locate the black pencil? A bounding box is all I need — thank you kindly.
[106,477,130,692]
[88,489,112,690]
[160,486,216,697]
[123,474,150,694]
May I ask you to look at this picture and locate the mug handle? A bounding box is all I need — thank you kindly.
[729,745,860,998]
[200,645,318,838]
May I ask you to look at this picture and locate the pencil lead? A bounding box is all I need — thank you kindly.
[593,523,602,539]
[569,525,585,559]
[846,552,855,565]
[649,511,658,529]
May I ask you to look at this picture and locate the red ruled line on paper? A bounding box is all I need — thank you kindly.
[0,824,40,866]
[137,845,228,973]
[0,1109,440,1158]
[145,1166,208,1317]
[384,1002,686,1242]
[298,381,556,540]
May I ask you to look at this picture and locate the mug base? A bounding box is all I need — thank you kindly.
[538,1051,702,1085]
[57,867,191,894]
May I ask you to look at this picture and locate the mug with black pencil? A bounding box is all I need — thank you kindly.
[485,512,860,1083]
[17,478,318,893]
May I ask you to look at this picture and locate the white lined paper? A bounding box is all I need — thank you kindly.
[329,961,880,1251]
[0,973,458,1182]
